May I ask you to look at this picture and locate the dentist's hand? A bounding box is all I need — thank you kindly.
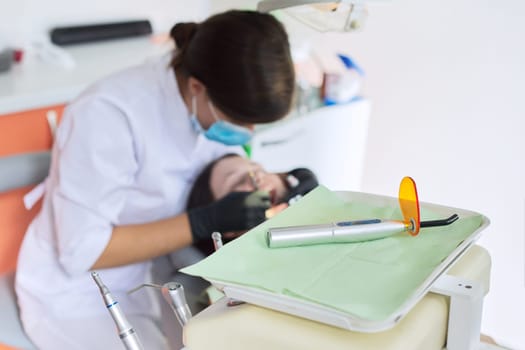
[188,190,271,243]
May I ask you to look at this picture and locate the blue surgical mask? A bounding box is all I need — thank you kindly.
[189,96,253,146]
[189,96,205,134]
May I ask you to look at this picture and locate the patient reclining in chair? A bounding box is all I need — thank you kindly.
[151,153,318,348]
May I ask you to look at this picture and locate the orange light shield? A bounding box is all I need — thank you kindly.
[398,176,421,236]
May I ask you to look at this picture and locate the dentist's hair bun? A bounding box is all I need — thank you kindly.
[169,22,199,51]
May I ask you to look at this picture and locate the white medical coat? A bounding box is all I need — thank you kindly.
[15,54,240,327]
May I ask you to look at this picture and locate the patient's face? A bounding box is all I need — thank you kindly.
[210,156,287,204]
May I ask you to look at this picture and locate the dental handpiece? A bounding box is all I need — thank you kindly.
[127,281,193,328]
[161,282,193,326]
[91,271,145,350]
[212,231,223,250]
[267,219,409,248]
[210,232,244,307]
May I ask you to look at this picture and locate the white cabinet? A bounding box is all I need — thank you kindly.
[251,99,371,192]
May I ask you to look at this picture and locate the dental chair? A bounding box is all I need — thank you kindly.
[0,108,62,350]
[183,243,491,350]
[0,106,493,350]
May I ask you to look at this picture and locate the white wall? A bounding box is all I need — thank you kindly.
[312,0,525,348]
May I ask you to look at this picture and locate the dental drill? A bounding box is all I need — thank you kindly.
[161,282,192,326]
[91,271,145,350]
[128,282,192,327]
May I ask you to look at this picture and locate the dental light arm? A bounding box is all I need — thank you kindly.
[257,0,369,32]
[257,0,338,12]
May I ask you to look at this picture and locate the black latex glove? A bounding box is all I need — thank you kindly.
[188,190,271,243]
[283,168,319,203]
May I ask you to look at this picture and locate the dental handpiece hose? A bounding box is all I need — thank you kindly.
[91,271,144,350]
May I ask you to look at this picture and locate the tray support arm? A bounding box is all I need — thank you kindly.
[430,274,484,350]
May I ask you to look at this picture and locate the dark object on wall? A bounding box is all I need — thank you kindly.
[50,20,153,46]
[0,48,14,73]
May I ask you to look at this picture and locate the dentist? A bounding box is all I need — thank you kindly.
[15,10,295,349]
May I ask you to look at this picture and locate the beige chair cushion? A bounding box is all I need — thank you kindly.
[183,244,490,350]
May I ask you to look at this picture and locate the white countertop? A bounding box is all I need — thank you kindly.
[0,37,173,115]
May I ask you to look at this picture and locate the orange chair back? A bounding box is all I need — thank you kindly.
[0,105,64,275]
